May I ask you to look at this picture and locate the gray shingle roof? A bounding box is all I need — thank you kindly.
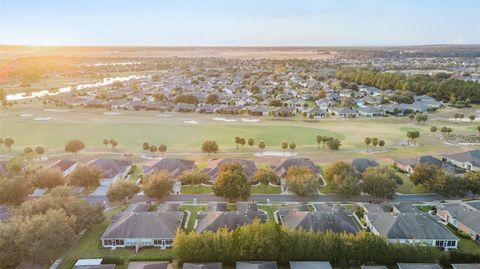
[206,159,257,180]
[236,261,277,269]
[443,150,480,167]
[438,203,480,233]
[397,263,442,269]
[274,158,320,178]
[289,261,332,269]
[351,158,379,173]
[360,266,388,269]
[101,211,183,239]
[143,158,195,176]
[196,204,267,233]
[452,264,480,269]
[182,263,222,269]
[127,262,169,269]
[368,213,458,241]
[88,159,132,179]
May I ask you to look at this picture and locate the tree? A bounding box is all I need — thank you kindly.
[213,162,251,202]
[371,137,379,150]
[416,114,428,124]
[410,163,445,193]
[202,140,219,155]
[149,144,158,156]
[281,141,289,156]
[441,126,453,136]
[107,180,139,204]
[205,93,220,104]
[406,131,420,145]
[110,140,118,151]
[289,142,296,152]
[362,167,402,199]
[0,176,31,204]
[253,168,280,185]
[408,114,415,121]
[67,165,103,187]
[239,138,246,148]
[158,144,167,156]
[178,169,209,189]
[248,138,254,147]
[315,135,323,150]
[364,137,372,152]
[378,140,385,149]
[469,115,476,122]
[326,137,341,150]
[325,161,361,198]
[235,136,241,150]
[285,166,319,197]
[465,171,480,199]
[24,146,33,156]
[34,146,45,158]
[258,141,266,155]
[65,139,85,155]
[143,171,174,200]
[477,125,480,136]
[430,126,437,133]
[28,167,64,189]
[4,138,14,151]
[142,142,150,154]
[103,139,109,149]
[322,136,329,148]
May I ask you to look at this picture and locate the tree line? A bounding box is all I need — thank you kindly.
[174,220,444,267]
[335,68,480,104]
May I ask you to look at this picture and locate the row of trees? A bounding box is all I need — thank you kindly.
[325,162,402,199]
[0,186,103,268]
[411,163,480,198]
[174,220,443,267]
[315,135,342,150]
[0,137,14,151]
[142,142,167,156]
[335,68,480,103]
[364,137,385,152]
[102,138,118,151]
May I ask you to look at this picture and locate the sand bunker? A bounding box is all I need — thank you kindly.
[184,120,199,124]
[33,117,53,121]
[241,118,260,122]
[156,114,174,117]
[212,117,237,122]
[20,114,32,117]
[254,151,298,157]
[43,109,73,112]
[104,112,123,115]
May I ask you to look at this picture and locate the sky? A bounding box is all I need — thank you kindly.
[1,0,480,46]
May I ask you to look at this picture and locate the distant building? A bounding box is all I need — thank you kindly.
[143,158,195,177]
[442,150,480,172]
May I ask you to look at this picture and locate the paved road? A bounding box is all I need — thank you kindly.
[82,193,444,206]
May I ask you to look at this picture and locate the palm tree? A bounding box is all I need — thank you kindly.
[247,138,254,148]
[239,138,246,149]
[149,145,157,157]
[378,140,385,149]
[258,141,266,155]
[289,142,296,152]
[315,135,322,150]
[321,136,329,149]
[234,136,240,150]
[111,140,118,151]
[364,137,371,152]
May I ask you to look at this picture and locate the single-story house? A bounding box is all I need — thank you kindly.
[87,159,133,180]
[290,261,332,269]
[127,262,169,269]
[206,159,257,181]
[451,264,480,269]
[274,158,320,178]
[143,158,195,177]
[101,203,183,250]
[332,107,358,118]
[436,203,480,243]
[397,263,442,269]
[441,150,480,172]
[174,103,196,112]
[236,262,277,269]
[273,106,297,117]
[195,202,267,233]
[351,158,379,173]
[306,108,327,118]
[279,204,358,234]
[248,105,270,116]
[365,211,459,250]
[358,106,385,117]
[50,159,78,177]
[182,263,222,269]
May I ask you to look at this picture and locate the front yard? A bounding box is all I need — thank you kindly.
[180,185,213,194]
[251,184,282,194]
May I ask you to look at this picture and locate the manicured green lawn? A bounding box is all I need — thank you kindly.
[58,207,174,269]
[258,204,283,221]
[446,225,480,254]
[395,172,426,194]
[180,185,213,194]
[180,205,207,232]
[251,184,282,194]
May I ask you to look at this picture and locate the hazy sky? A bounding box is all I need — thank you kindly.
[1,0,479,46]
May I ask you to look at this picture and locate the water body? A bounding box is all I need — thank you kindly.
[6,74,149,101]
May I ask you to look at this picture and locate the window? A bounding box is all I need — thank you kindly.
[104,240,112,246]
